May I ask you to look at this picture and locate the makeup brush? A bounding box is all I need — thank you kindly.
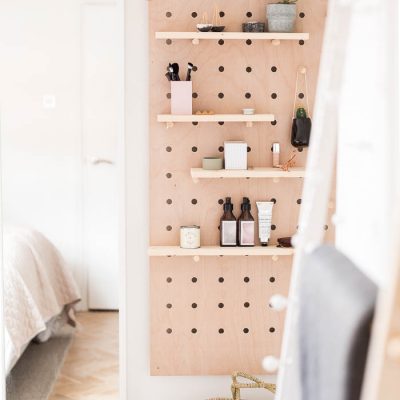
[186,62,194,81]
[167,65,174,80]
[172,63,180,81]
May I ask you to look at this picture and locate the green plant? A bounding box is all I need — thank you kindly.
[278,0,298,4]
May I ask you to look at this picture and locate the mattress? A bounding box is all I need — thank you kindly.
[3,226,81,374]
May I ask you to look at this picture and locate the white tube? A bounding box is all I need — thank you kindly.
[256,201,274,246]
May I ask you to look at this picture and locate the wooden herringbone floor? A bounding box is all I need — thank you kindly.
[49,311,119,400]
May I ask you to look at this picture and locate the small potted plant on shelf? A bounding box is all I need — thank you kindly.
[266,0,298,33]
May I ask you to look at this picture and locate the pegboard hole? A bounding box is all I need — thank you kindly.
[247,146,251,153]
[218,199,224,205]
[218,328,224,334]
[166,328,172,334]
[166,39,172,45]
[246,66,252,73]
[192,303,198,309]
[166,11,172,18]
[191,328,198,334]
[192,121,198,126]
[192,146,198,152]
[192,277,198,283]
[218,121,224,126]
[219,11,225,17]
[269,277,276,283]
[271,66,278,72]
[166,225,172,231]
[243,328,249,334]
[246,39,252,45]
[244,302,250,308]
[244,276,250,283]
[166,146,172,152]
[218,39,224,45]
[166,92,171,99]
[298,92,305,99]
[219,66,225,72]
[297,199,302,205]
[166,199,172,205]
[192,65,198,72]
[246,11,252,18]
[191,11,198,18]
[218,277,224,283]
[218,303,224,309]
[299,12,305,18]
[191,199,198,205]
[166,172,172,179]
[324,225,329,231]
[271,120,277,126]
[299,39,305,45]
[271,225,276,231]
[271,198,277,204]
[218,146,224,153]
[166,303,172,309]
[218,92,224,99]
[245,92,251,99]
[166,277,172,283]
[192,92,198,99]
[298,147,304,152]
[269,327,276,333]
[271,93,278,99]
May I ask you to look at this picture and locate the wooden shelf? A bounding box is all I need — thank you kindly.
[191,167,306,182]
[148,245,294,257]
[158,114,275,128]
[155,31,310,45]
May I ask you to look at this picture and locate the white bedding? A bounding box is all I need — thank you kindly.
[3,226,81,374]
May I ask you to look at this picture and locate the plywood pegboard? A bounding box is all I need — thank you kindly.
[149,0,329,376]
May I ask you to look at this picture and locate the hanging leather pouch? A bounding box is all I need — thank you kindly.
[291,117,312,147]
[291,68,312,148]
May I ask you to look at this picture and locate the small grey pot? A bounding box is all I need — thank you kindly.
[266,3,297,33]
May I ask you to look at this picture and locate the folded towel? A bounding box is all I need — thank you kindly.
[299,245,377,400]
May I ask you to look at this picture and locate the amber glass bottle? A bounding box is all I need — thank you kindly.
[220,197,237,247]
[238,197,255,247]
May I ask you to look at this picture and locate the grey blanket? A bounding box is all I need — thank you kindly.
[299,245,377,400]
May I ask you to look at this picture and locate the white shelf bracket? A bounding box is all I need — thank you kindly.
[273,177,280,183]
[246,121,253,128]
[193,255,200,262]
[192,38,200,45]
[192,177,199,184]
[166,122,174,129]
[272,39,281,46]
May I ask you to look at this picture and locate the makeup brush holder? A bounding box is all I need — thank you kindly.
[171,81,193,115]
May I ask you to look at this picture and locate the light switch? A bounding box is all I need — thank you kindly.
[42,95,56,109]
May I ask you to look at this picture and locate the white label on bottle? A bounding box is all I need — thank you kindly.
[240,221,255,246]
[221,221,237,246]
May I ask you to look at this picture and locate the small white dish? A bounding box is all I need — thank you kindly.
[197,24,213,32]
[242,108,255,115]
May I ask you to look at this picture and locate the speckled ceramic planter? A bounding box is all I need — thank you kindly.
[266,3,297,33]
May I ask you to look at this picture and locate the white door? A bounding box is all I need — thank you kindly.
[82,3,120,310]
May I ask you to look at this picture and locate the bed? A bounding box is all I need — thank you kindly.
[3,226,81,374]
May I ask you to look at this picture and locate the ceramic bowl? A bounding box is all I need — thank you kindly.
[242,108,255,115]
[197,24,213,32]
[202,157,223,170]
[211,26,225,32]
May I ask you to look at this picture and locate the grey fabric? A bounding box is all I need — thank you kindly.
[299,245,377,400]
[6,333,72,400]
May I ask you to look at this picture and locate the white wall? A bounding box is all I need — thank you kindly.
[335,0,399,286]
[124,1,273,399]
[0,1,86,306]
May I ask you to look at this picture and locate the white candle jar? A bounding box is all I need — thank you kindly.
[180,225,201,249]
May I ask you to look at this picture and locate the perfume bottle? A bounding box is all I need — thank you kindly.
[238,197,255,247]
[220,197,237,247]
